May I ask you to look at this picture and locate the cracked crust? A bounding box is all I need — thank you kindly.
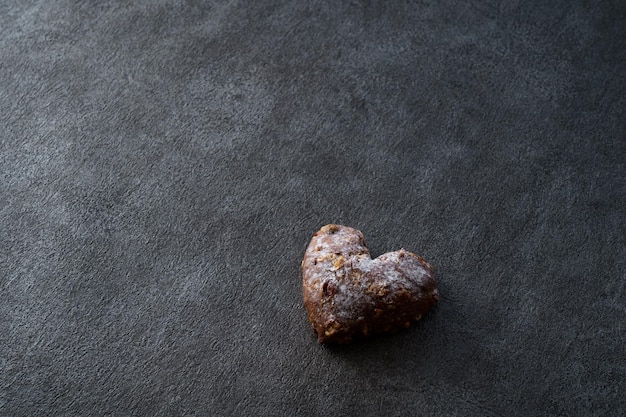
[302,224,439,344]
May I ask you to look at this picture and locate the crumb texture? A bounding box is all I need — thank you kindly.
[302,224,439,343]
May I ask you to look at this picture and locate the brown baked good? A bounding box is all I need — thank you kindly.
[302,224,439,344]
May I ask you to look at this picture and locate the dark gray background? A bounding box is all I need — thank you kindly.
[1,0,625,415]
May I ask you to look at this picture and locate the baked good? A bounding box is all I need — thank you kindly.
[302,224,439,344]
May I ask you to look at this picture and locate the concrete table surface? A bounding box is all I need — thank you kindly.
[1,1,625,415]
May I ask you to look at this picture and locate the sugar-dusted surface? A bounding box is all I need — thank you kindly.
[302,224,439,343]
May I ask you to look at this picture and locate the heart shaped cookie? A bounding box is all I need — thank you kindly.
[302,224,439,344]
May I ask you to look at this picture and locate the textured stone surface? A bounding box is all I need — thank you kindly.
[1,1,625,415]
